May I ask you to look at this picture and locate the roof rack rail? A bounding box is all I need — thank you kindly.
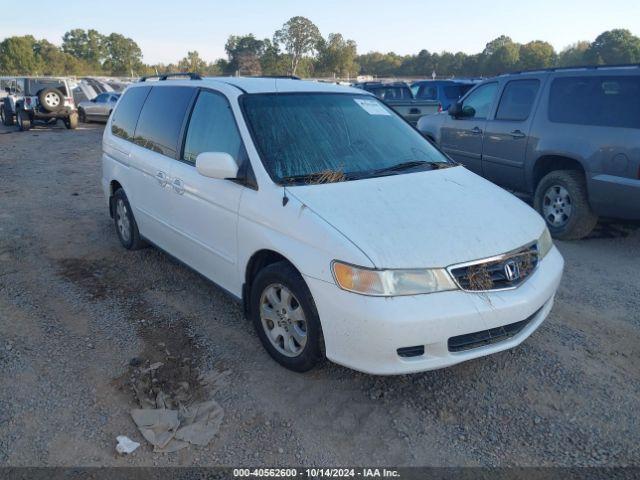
[139,72,202,82]
[251,75,301,80]
[502,63,640,76]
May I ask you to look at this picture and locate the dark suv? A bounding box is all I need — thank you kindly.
[417,65,640,239]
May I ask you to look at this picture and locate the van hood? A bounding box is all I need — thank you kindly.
[288,166,545,269]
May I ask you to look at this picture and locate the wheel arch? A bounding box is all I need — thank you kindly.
[243,249,303,318]
[532,155,586,190]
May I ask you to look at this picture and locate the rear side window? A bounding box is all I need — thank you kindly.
[416,85,438,100]
[495,79,540,121]
[549,76,640,129]
[133,86,195,158]
[111,86,151,141]
[182,90,245,164]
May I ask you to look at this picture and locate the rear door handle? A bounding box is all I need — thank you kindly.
[510,129,526,139]
[156,171,168,187]
[471,126,482,135]
[172,178,185,195]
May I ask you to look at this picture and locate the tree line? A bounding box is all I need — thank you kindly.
[1,16,639,79]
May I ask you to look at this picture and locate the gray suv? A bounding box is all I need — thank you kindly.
[418,65,640,239]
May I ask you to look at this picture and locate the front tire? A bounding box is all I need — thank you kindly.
[250,262,324,372]
[112,189,146,250]
[1,99,14,126]
[534,170,598,240]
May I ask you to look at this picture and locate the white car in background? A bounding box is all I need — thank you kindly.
[102,75,564,375]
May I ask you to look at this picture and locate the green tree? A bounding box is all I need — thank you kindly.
[316,33,358,78]
[61,28,105,70]
[225,34,265,75]
[586,29,640,64]
[0,36,41,74]
[103,33,143,76]
[519,40,556,70]
[274,16,322,76]
[557,41,590,66]
[482,36,520,75]
[178,50,207,73]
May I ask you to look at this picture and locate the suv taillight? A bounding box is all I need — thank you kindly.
[66,97,75,106]
[438,103,442,113]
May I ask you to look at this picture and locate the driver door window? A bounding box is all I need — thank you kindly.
[461,83,498,119]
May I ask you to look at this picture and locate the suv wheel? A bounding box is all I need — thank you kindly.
[534,170,598,240]
[38,88,64,112]
[112,189,146,250]
[64,112,78,130]
[16,109,31,131]
[250,262,324,372]
[2,99,15,125]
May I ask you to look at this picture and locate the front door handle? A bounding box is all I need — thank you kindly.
[156,171,168,187]
[172,178,185,195]
[510,129,526,139]
[471,126,483,135]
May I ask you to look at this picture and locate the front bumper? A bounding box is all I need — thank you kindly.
[305,246,564,375]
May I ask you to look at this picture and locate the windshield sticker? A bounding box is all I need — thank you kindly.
[354,98,391,115]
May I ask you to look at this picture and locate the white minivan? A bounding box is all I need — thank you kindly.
[102,75,564,375]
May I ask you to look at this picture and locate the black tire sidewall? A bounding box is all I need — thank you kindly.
[534,171,597,240]
[250,263,324,372]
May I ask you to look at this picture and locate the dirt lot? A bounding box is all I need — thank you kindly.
[0,122,639,467]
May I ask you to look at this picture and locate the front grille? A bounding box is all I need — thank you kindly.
[449,244,538,291]
[397,345,425,358]
[447,308,540,352]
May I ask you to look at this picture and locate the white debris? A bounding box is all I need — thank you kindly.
[116,435,140,454]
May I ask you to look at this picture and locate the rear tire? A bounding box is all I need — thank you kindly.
[250,262,324,372]
[17,109,31,131]
[112,189,146,250]
[534,170,598,240]
[64,112,78,130]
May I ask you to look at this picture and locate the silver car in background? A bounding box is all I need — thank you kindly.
[77,92,121,123]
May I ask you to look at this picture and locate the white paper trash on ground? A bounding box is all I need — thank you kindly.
[116,435,140,454]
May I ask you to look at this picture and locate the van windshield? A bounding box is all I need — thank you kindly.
[242,93,450,184]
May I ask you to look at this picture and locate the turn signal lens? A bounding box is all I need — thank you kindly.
[538,228,554,259]
[332,261,457,297]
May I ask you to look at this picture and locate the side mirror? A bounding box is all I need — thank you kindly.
[448,102,462,117]
[196,152,238,180]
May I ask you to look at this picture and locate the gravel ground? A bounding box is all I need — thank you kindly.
[0,122,639,467]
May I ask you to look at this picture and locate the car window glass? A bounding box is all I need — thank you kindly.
[549,76,640,129]
[111,86,151,141]
[495,79,540,121]
[183,90,245,165]
[134,86,195,158]
[461,82,498,119]
[416,85,438,100]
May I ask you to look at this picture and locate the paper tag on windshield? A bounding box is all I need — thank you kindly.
[354,98,391,115]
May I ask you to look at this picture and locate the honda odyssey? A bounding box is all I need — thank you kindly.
[102,74,564,375]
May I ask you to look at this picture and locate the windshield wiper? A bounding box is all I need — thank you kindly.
[368,160,448,177]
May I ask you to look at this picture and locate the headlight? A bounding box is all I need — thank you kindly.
[538,228,554,259]
[332,261,457,296]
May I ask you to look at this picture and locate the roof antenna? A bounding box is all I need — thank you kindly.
[282,185,289,206]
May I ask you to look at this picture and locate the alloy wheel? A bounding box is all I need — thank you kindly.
[116,199,131,243]
[259,283,308,357]
[542,185,573,227]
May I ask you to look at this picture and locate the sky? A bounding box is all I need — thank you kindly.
[1,0,639,64]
